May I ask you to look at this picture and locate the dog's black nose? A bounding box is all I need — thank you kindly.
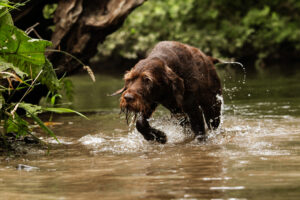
[124,93,134,102]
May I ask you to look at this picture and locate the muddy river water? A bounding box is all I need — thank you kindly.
[1,68,300,200]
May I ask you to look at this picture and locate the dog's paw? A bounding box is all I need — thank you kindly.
[195,134,207,143]
[151,129,167,144]
[156,134,167,144]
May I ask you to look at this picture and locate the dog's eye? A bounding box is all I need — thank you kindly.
[125,77,134,84]
[142,76,151,84]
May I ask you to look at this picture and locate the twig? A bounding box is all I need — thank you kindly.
[25,22,39,35]
[10,69,43,118]
[25,23,42,39]
[46,49,96,82]
[32,29,42,39]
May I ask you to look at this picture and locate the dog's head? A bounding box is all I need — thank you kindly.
[111,57,184,122]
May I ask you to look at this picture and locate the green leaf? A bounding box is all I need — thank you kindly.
[0,0,16,10]
[5,113,30,137]
[0,93,4,109]
[43,3,57,19]
[0,24,52,64]
[0,23,60,92]
[18,102,43,115]
[50,94,62,105]
[44,107,89,120]
[40,59,60,92]
[0,57,27,78]
[28,111,59,143]
[0,7,14,24]
[0,23,52,79]
[61,78,74,101]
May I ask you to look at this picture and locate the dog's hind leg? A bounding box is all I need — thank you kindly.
[136,104,167,144]
[184,105,206,141]
[178,115,189,127]
[201,95,222,130]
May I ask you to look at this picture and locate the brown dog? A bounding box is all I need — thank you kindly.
[112,41,222,143]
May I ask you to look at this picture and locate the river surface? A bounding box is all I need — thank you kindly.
[1,67,300,200]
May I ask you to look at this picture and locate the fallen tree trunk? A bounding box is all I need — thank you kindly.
[12,0,146,76]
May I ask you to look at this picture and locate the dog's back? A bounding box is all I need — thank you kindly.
[148,41,221,96]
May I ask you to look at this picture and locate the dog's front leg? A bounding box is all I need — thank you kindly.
[136,115,167,144]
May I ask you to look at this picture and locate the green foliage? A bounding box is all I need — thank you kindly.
[42,3,57,32]
[18,102,43,115]
[0,93,4,109]
[0,24,51,66]
[0,22,60,91]
[60,78,74,101]
[43,3,57,20]
[0,57,27,78]
[0,2,85,148]
[4,113,29,137]
[44,107,88,120]
[0,5,56,142]
[98,0,300,66]
[27,110,59,143]
[0,0,27,22]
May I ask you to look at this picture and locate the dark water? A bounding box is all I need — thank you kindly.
[1,68,300,200]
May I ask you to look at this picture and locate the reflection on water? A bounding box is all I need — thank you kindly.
[1,69,300,200]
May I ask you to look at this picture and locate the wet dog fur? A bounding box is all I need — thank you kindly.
[112,41,222,144]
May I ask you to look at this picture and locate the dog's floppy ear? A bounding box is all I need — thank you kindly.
[164,65,184,108]
[108,87,126,96]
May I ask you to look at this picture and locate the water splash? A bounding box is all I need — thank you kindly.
[42,136,74,145]
[217,94,225,127]
[221,60,247,104]
[149,116,195,144]
[77,114,204,154]
[78,134,106,146]
[217,60,246,85]
[78,131,152,154]
[77,114,228,154]
[77,101,299,156]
